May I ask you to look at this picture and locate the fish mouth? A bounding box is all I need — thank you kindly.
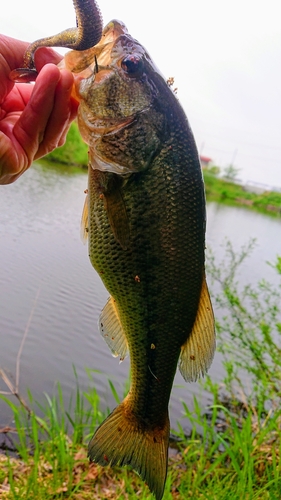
[64,20,129,76]
[79,112,135,136]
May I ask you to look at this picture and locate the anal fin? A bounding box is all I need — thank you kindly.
[99,297,129,362]
[179,275,216,382]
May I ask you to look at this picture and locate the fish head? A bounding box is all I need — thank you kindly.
[65,20,168,174]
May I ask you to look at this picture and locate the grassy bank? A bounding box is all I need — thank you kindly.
[204,171,281,215]
[45,122,89,168]
[1,242,281,499]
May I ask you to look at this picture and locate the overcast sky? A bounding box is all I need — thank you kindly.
[2,0,281,188]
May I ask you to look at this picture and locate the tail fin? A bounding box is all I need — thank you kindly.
[88,400,170,500]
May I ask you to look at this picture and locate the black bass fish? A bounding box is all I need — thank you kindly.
[10,5,215,500]
[76,20,215,499]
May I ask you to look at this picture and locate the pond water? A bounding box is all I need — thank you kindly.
[0,162,280,433]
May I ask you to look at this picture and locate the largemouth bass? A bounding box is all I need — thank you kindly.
[75,21,215,499]
[10,3,215,499]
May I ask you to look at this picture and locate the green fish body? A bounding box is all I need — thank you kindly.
[75,21,215,500]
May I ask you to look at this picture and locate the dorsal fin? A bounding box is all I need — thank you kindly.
[179,275,215,382]
[99,297,129,362]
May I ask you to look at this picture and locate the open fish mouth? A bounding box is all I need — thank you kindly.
[79,115,135,135]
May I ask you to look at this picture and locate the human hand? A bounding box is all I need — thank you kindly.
[0,35,78,184]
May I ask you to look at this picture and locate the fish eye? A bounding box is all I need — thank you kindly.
[121,55,143,76]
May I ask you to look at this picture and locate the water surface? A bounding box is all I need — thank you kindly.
[0,163,280,432]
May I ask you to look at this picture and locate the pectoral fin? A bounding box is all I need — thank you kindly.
[103,179,130,250]
[80,193,89,244]
[179,275,215,382]
[99,297,129,362]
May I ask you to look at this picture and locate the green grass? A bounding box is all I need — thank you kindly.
[44,121,88,167]
[203,170,281,215]
[1,242,281,498]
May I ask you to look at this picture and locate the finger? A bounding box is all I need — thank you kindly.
[13,64,62,164]
[0,132,23,184]
[34,68,76,159]
[0,35,29,72]
[0,36,29,97]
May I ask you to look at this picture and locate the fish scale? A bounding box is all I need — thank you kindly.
[86,83,208,419]
[84,61,214,494]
